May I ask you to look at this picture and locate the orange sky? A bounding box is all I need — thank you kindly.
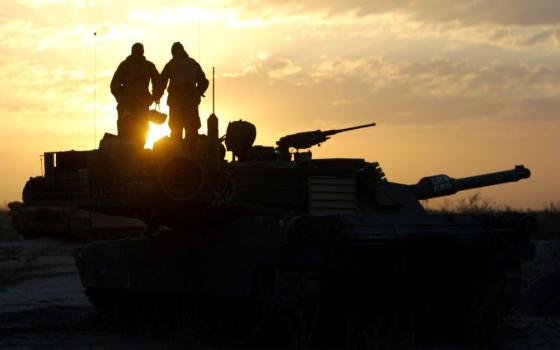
[0,1,559,209]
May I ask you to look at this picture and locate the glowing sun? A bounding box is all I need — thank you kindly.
[145,122,171,149]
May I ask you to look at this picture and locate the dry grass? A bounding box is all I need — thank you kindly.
[533,202,560,240]
[424,194,560,240]
[439,193,498,214]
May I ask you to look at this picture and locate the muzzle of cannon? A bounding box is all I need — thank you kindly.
[414,165,531,200]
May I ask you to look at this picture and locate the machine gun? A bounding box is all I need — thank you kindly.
[276,122,376,152]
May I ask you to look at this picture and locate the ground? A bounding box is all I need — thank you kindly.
[2,211,560,349]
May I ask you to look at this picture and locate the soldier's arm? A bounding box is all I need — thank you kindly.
[149,62,160,99]
[195,63,209,96]
[154,63,169,102]
[110,63,125,101]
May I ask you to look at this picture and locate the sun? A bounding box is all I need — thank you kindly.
[144,122,171,149]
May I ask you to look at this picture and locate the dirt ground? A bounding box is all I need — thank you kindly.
[2,211,560,349]
[0,237,219,350]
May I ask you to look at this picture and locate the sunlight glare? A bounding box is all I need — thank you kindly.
[144,122,170,149]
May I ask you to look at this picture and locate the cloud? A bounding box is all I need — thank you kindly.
[0,19,143,54]
[128,5,237,24]
[267,59,302,79]
[123,0,560,28]
[123,2,560,51]
[230,1,560,51]
[408,0,560,27]
[11,1,560,53]
[0,56,103,133]
[237,0,560,26]
[221,54,560,125]
[227,51,560,100]
[383,20,560,50]
[19,0,97,5]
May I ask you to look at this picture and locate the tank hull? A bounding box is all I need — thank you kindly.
[75,214,532,343]
[12,205,145,241]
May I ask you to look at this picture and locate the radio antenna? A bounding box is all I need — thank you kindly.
[198,22,201,62]
[212,66,215,114]
[93,31,97,148]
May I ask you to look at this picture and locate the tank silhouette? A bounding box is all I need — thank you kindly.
[14,149,145,240]
[73,119,534,345]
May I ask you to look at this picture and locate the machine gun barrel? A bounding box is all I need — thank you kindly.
[414,165,531,200]
[321,122,377,137]
[276,122,375,151]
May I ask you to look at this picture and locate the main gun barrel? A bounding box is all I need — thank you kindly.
[414,165,531,200]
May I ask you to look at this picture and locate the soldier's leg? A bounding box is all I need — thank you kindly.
[116,104,125,136]
[184,104,201,151]
[117,104,135,141]
[169,106,184,139]
[132,118,149,147]
[130,106,150,147]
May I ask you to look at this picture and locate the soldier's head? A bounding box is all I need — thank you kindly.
[131,42,144,56]
[171,42,186,57]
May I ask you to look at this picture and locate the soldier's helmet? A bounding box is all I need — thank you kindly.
[131,42,144,56]
[171,42,185,57]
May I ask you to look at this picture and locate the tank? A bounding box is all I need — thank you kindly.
[14,149,145,240]
[73,119,535,345]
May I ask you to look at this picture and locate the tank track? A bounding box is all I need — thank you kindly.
[409,260,522,344]
[85,267,323,346]
[84,262,521,346]
[461,261,522,342]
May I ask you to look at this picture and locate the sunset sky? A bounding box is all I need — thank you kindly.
[1,0,559,209]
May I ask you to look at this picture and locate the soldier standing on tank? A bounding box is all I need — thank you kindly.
[110,42,159,147]
[155,42,209,149]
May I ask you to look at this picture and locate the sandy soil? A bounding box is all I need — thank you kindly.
[1,231,560,349]
[0,238,209,350]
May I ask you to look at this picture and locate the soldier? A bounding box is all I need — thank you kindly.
[110,42,159,147]
[155,42,209,149]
